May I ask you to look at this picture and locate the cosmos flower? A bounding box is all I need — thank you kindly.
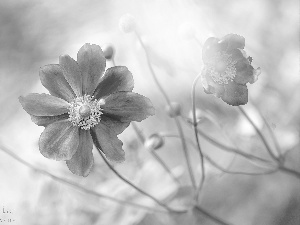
[19,43,155,177]
[201,34,261,106]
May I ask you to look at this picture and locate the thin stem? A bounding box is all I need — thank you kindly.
[194,205,234,225]
[180,118,273,164]
[260,113,282,158]
[0,143,166,213]
[91,131,186,213]
[191,73,205,200]
[278,166,300,180]
[150,150,181,185]
[131,122,181,185]
[162,133,278,176]
[134,30,196,189]
[237,106,278,161]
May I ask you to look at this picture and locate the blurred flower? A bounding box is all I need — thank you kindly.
[165,102,181,118]
[144,133,165,150]
[201,34,261,106]
[178,23,196,40]
[119,14,137,33]
[19,43,155,177]
[102,44,115,60]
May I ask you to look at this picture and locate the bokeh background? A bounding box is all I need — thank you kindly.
[0,0,299,224]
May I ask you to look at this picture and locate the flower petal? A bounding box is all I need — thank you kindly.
[39,120,79,160]
[77,43,106,95]
[234,59,255,85]
[102,92,155,122]
[221,81,248,106]
[91,123,125,163]
[19,93,70,116]
[30,114,69,127]
[39,64,75,102]
[101,115,130,135]
[93,66,134,99]
[202,37,221,64]
[66,129,94,177]
[201,68,225,97]
[59,54,83,97]
[221,34,245,51]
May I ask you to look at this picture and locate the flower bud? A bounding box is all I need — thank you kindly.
[144,133,164,151]
[165,102,181,118]
[119,14,136,33]
[102,44,115,60]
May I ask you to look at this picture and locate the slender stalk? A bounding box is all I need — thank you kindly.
[191,73,205,200]
[237,106,278,161]
[194,205,234,225]
[91,131,186,213]
[150,150,181,185]
[259,112,282,158]
[162,133,278,176]
[279,166,300,180]
[114,52,181,186]
[0,143,166,213]
[131,122,181,185]
[134,30,196,189]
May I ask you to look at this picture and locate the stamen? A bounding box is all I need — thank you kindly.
[205,52,237,85]
[68,95,105,130]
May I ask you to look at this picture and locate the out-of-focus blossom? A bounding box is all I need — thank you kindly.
[165,102,181,118]
[201,34,261,106]
[178,23,196,40]
[19,43,155,177]
[119,14,137,33]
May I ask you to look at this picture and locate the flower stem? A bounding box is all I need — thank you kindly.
[162,134,278,176]
[181,116,273,164]
[0,142,166,213]
[194,205,234,225]
[237,106,278,161]
[191,73,205,200]
[91,131,186,213]
[131,122,181,185]
[134,30,196,190]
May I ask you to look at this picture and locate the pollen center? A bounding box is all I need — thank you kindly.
[205,52,237,85]
[68,95,105,130]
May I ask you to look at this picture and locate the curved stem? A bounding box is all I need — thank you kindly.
[131,122,181,185]
[162,133,278,176]
[0,143,166,213]
[279,166,300,180]
[191,73,205,200]
[134,30,196,189]
[91,130,186,213]
[194,205,234,225]
[237,106,278,161]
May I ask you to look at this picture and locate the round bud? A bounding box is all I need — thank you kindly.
[165,102,181,118]
[178,23,196,40]
[119,14,136,33]
[102,44,115,60]
[144,133,164,151]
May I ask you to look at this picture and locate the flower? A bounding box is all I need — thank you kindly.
[119,14,137,33]
[201,34,261,106]
[19,43,155,177]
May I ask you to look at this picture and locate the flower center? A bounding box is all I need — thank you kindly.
[205,52,237,85]
[68,95,105,130]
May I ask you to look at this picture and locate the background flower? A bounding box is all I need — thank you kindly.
[201,34,261,106]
